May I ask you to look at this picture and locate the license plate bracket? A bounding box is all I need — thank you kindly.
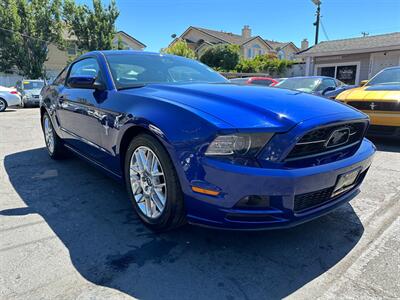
[332,168,361,197]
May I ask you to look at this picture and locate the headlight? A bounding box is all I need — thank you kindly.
[205,133,273,157]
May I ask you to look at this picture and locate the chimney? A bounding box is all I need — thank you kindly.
[301,38,309,50]
[242,25,251,39]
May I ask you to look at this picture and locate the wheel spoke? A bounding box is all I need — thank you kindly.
[151,192,164,211]
[134,193,144,203]
[131,181,140,194]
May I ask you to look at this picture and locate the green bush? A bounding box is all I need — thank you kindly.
[162,39,196,59]
[199,44,240,72]
[235,53,293,75]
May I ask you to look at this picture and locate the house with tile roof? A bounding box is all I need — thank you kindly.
[298,32,400,85]
[170,25,300,60]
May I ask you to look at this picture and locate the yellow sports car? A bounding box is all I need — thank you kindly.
[336,66,400,137]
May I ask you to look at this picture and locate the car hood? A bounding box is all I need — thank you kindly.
[127,83,364,131]
[337,85,400,101]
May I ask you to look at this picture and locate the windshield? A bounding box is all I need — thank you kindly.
[367,68,400,86]
[106,53,229,89]
[275,78,320,93]
[23,81,44,90]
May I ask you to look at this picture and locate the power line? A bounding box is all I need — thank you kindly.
[0,26,80,52]
[320,19,330,41]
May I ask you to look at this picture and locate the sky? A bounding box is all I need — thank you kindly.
[80,0,400,52]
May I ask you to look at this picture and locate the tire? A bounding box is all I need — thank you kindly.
[0,98,7,112]
[124,134,186,231]
[42,112,67,159]
[21,99,25,108]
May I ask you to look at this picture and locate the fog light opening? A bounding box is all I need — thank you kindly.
[234,195,270,209]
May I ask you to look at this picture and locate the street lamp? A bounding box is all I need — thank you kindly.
[311,0,321,45]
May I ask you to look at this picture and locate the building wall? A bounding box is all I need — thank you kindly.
[282,44,299,61]
[112,34,145,50]
[314,53,371,82]
[0,73,24,87]
[45,44,71,75]
[282,63,306,77]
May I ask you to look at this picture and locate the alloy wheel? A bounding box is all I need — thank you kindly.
[43,115,55,154]
[129,146,167,219]
[0,99,6,112]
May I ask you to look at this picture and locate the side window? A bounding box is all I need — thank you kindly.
[317,79,336,91]
[68,58,100,78]
[53,68,68,85]
[252,79,273,86]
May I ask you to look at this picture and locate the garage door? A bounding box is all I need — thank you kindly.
[370,51,400,77]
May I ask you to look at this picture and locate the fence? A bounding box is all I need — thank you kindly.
[220,63,306,79]
[0,73,24,87]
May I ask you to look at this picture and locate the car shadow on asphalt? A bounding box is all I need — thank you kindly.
[3,148,365,299]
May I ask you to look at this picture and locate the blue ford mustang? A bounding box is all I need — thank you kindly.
[40,50,375,231]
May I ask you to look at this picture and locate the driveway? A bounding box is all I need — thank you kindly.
[1,108,399,299]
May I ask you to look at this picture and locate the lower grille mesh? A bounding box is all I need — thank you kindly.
[294,168,369,213]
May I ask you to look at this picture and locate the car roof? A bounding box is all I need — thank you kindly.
[381,66,400,71]
[284,76,333,80]
[84,50,168,57]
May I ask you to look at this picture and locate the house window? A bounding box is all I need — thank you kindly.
[277,50,285,60]
[252,44,262,58]
[317,64,359,85]
[247,48,252,58]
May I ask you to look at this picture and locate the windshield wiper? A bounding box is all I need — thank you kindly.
[118,84,147,91]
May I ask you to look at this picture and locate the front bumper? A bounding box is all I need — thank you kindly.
[23,96,41,106]
[184,138,375,230]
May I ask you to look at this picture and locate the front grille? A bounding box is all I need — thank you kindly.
[294,168,369,213]
[294,187,334,213]
[347,101,400,111]
[286,122,366,160]
[368,125,400,136]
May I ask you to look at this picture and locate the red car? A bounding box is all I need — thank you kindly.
[230,77,278,86]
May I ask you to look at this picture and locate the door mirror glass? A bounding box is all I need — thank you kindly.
[67,76,96,89]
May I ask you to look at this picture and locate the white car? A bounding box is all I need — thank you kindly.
[0,86,22,112]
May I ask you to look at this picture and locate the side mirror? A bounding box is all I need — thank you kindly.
[322,86,336,95]
[67,76,96,89]
[67,76,106,91]
[360,80,368,86]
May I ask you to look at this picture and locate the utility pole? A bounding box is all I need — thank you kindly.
[312,0,321,45]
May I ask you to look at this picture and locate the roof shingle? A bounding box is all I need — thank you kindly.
[301,32,400,55]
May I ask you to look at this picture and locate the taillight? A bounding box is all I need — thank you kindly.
[10,91,18,94]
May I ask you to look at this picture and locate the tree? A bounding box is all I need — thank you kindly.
[162,39,196,59]
[116,35,126,50]
[199,44,240,72]
[0,0,63,78]
[63,0,119,52]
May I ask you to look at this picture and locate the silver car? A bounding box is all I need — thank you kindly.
[16,80,45,108]
[0,86,21,112]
